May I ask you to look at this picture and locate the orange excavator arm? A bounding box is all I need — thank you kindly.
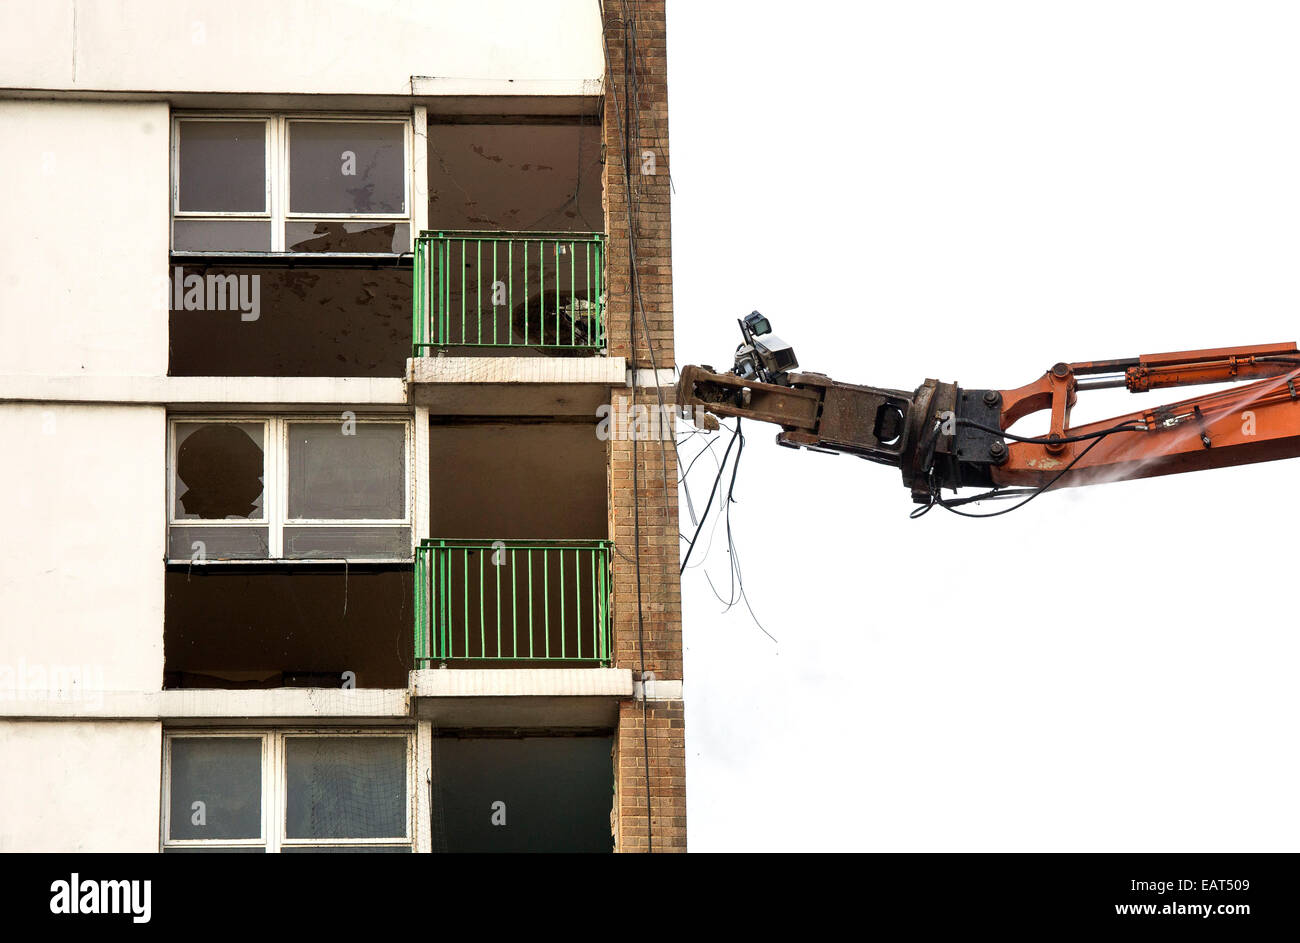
[678,335,1300,511]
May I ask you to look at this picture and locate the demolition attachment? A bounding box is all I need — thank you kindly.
[680,319,1300,508]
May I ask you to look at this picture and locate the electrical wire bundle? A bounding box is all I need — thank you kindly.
[675,419,776,641]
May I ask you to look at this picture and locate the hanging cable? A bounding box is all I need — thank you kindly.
[679,421,742,574]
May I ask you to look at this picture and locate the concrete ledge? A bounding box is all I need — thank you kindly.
[408,356,625,386]
[411,667,632,729]
[0,375,407,407]
[411,667,632,698]
[0,688,410,720]
[159,688,410,719]
[407,355,625,415]
[411,77,602,99]
[633,679,684,701]
[0,88,602,117]
[1,672,632,727]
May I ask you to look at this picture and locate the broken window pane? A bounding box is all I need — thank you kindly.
[288,121,405,215]
[177,120,267,213]
[286,422,404,520]
[174,422,265,521]
[168,737,263,841]
[285,221,409,253]
[283,737,406,840]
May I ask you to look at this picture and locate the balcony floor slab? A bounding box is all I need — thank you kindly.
[410,667,632,729]
[406,355,625,415]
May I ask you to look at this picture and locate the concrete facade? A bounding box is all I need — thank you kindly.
[0,0,684,852]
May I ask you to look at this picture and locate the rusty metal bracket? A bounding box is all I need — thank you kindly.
[676,365,822,429]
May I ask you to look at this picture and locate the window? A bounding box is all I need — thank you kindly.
[168,416,411,561]
[162,731,413,852]
[288,121,405,214]
[172,115,411,253]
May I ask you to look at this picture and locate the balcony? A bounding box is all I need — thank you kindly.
[414,539,612,668]
[413,231,605,352]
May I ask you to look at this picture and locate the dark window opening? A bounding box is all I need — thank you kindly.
[164,564,413,689]
[432,736,614,853]
[426,122,602,233]
[167,262,412,377]
[429,422,607,539]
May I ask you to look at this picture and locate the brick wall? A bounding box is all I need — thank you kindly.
[603,0,674,368]
[613,699,686,852]
[602,0,686,852]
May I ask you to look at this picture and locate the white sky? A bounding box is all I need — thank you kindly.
[667,1,1300,851]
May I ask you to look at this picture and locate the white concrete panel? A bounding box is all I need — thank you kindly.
[0,721,161,852]
[414,720,432,853]
[411,667,632,697]
[413,405,430,541]
[0,688,412,719]
[633,678,683,701]
[0,404,165,693]
[627,367,678,388]
[0,374,408,405]
[410,355,626,385]
[158,688,409,718]
[0,1,602,95]
[0,101,169,376]
[407,355,625,413]
[0,1,73,87]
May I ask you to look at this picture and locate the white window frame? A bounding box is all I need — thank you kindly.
[162,729,416,853]
[169,417,272,526]
[167,415,413,562]
[282,116,411,222]
[172,115,273,217]
[171,112,414,253]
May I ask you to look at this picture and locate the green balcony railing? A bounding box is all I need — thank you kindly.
[414,539,612,667]
[413,230,605,352]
